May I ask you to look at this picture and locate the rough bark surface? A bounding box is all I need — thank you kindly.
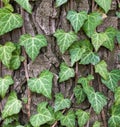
[0,0,120,126]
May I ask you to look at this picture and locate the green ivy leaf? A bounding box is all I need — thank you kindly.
[0,42,16,68]
[88,92,107,114]
[15,0,32,14]
[91,32,107,51]
[95,60,109,80]
[30,102,53,127]
[67,10,87,33]
[54,29,78,54]
[102,27,116,51]
[69,42,86,66]
[102,70,120,92]
[56,0,68,7]
[80,51,100,65]
[95,0,112,13]
[59,62,75,82]
[2,0,10,5]
[73,85,86,104]
[54,93,71,112]
[108,105,120,127]
[19,34,47,61]
[0,8,23,35]
[114,87,120,105]
[2,92,22,119]
[116,30,120,44]
[76,109,90,127]
[0,76,14,98]
[83,12,102,37]
[93,121,101,127]
[60,110,75,127]
[28,70,53,99]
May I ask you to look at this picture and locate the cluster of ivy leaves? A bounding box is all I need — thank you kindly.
[0,0,120,127]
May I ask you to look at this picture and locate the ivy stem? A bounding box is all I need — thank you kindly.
[51,62,79,127]
[20,8,31,119]
[98,77,107,127]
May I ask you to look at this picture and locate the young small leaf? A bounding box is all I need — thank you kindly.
[28,70,53,99]
[30,102,53,127]
[54,93,71,112]
[56,0,68,7]
[0,75,14,98]
[0,42,16,68]
[93,121,101,127]
[102,70,120,92]
[95,60,109,80]
[76,109,89,127]
[54,29,78,54]
[60,110,75,127]
[80,51,100,65]
[83,12,102,37]
[73,85,86,104]
[95,0,112,13]
[2,92,22,119]
[19,34,47,61]
[0,8,23,35]
[67,10,87,33]
[91,32,107,51]
[69,42,86,66]
[15,0,32,14]
[59,62,75,82]
[88,92,107,114]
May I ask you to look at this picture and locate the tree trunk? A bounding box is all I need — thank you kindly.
[0,0,120,126]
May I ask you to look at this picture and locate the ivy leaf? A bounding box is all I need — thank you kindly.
[28,70,53,99]
[2,92,22,119]
[76,109,90,127]
[108,105,120,127]
[14,0,32,14]
[80,51,100,65]
[73,85,86,104]
[102,27,116,51]
[0,76,14,98]
[116,30,120,44]
[95,0,112,13]
[115,87,120,105]
[19,34,47,61]
[54,93,71,112]
[91,32,107,51]
[95,60,109,80]
[102,70,120,92]
[93,121,101,127]
[60,110,75,127]
[78,75,95,96]
[0,42,16,68]
[83,12,102,37]
[69,42,86,66]
[59,62,75,82]
[56,0,68,7]
[0,8,23,35]
[88,92,107,114]
[67,10,87,33]
[30,102,53,127]
[54,29,78,54]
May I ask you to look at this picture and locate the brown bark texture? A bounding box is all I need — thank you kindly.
[0,0,120,126]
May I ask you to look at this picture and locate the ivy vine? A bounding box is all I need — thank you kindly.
[0,0,120,127]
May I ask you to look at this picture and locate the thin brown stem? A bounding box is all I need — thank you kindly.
[98,77,107,127]
[51,62,79,127]
[20,8,31,119]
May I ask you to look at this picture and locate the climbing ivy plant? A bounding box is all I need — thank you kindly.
[0,0,120,127]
